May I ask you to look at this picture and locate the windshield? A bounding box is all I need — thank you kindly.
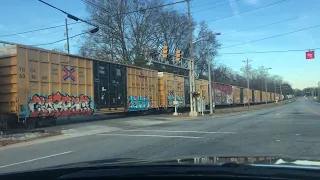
[0,0,319,174]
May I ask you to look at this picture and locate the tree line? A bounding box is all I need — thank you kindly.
[68,0,293,94]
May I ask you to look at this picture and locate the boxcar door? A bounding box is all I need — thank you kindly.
[108,64,126,109]
[240,88,244,104]
[94,62,110,109]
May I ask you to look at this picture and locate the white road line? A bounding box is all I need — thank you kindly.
[0,151,73,169]
[97,133,205,139]
[122,129,236,134]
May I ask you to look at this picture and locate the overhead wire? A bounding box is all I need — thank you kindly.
[0,22,81,37]
[220,48,318,55]
[206,0,290,23]
[192,0,229,8]
[221,23,320,49]
[222,11,318,36]
[30,32,87,46]
[191,0,239,14]
[83,0,187,16]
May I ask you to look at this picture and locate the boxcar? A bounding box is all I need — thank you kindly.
[126,66,158,112]
[93,59,159,113]
[253,90,261,103]
[195,79,209,106]
[213,82,233,105]
[0,45,94,128]
[243,88,252,103]
[158,72,185,108]
[232,86,241,104]
[262,91,267,102]
[93,61,126,113]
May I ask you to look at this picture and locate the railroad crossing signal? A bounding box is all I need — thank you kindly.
[306,50,315,59]
[162,45,168,59]
[175,49,181,62]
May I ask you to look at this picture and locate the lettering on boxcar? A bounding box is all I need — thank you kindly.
[19,67,25,79]
[42,76,48,81]
[79,71,84,78]
[28,92,94,118]
[30,68,36,73]
[52,68,58,76]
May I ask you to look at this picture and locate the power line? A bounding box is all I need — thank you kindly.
[220,48,318,55]
[30,32,87,46]
[83,0,187,16]
[191,0,239,14]
[207,0,290,23]
[192,0,228,8]
[221,23,320,49]
[123,0,187,15]
[82,0,111,13]
[0,22,80,37]
[222,11,318,36]
[38,0,98,28]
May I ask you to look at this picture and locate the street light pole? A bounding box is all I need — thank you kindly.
[265,68,272,104]
[208,48,214,115]
[187,0,197,117]
[208,33,221,115]
[265,78,268,104]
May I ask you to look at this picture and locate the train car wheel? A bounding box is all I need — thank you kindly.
[25,118,36,129]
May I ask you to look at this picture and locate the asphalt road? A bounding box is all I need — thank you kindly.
[1,98,320,173]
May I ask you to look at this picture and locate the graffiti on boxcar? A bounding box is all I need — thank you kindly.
[28,92,94,118]
[168,90,184,106]
[168,95,185,106]
[127,95,151,111]
[215,90,227,104]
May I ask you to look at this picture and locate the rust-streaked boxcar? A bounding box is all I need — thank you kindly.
[195,79,209,105]
[270,92,274,101]
[262,91,267,102]
[126,66,158,111]
[232,86,241,104]
[0,45,94,128]
[158,72,185,108]
[214,82,233,105]
[253,90,260,103]
[243,88,252,103]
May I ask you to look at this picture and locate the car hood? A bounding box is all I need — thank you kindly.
[47,155,320,169]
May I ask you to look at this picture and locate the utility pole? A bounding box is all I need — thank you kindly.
[318,82,320,102]
[265,78,268,104]
[187,0,197,117]
[65,18,70,54]
[280,81,283,101]
[243,58,251,108]
[208,48,214,115]
[274,81,276,101]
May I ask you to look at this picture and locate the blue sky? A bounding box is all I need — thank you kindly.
[1,0,319,89]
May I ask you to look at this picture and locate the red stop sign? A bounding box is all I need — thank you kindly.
[306,51,315,59]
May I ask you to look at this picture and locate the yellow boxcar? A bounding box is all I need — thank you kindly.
[0,45,94,127]
[254,90,260,103]
[270,93,274,101]
[158,72,185,108]
[232,86,241,104]
[126,66,158,111]
[262,91,267,102]
[243,88,252,103]
[195,79,209,105]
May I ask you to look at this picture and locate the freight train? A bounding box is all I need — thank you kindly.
[0,45,281,129]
